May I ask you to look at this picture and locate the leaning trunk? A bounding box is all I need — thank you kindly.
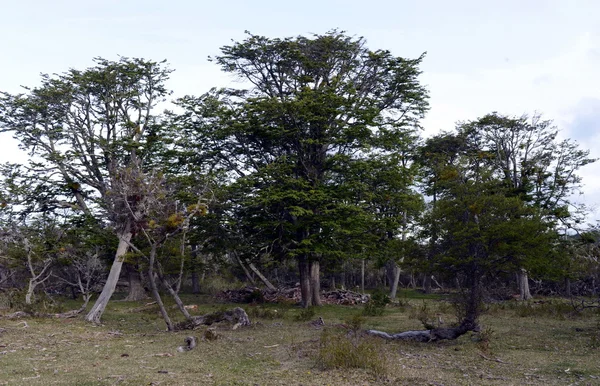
[124,264,147,301]
[298,255,312,308]
[85,224,132,323]
[310,260,322,306]
[147,246,173,331]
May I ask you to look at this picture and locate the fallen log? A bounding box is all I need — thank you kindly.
[367,320,479,342]
[174,307,250,331]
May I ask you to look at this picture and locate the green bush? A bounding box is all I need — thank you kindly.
[295,306,316,321]
[363,290,390,316]
[246,305,285,319]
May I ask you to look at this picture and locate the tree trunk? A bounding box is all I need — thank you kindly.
[190,246,200,294]
[124,264,147,301]
[85,225,132,323]
[389,263,401,300]
[310,260,322,306]
[423,274,432,294]
[517,268,532,300]
[360,259,365,293]
[235,253,255,285]
[147,246,173,331]
[298,255,312,308]
[25,279,35,305]
[565,277,572,297]
[247,261,276,290]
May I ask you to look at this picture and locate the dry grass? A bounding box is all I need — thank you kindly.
[0,294,599,385]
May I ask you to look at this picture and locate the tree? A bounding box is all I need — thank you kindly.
[458,113,597,299]
[0,57,173,322]
[414,131,555,333]
[177,31,428,307]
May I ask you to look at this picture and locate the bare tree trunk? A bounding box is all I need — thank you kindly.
[389,263,401,299]
[390,211,407,300]
[310,260,322,306]
[423,274,432,294]
[147,246,173,331]
[124,264,147,301]
[565,277,572,297]
[361,259,365,293]
[235,253,255,285]
[25,279,35,305]
[298,255,312,308]
[190,246,200,294]
[517,268,533,300]
[85,225,132,323]
[247,261,276,290]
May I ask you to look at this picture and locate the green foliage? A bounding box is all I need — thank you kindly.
[513,300,576,319]
[344,313,365,332]
[295,306,316,321]
[363,290,390,316]
[246,305,286,320]
[315,328,387,375]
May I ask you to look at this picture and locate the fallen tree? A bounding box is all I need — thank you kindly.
[174,307,250,331]
[366,319,480,342]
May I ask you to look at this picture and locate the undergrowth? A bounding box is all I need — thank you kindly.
[315,327,388,376]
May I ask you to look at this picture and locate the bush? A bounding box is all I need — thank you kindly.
[246,305,285,319]
[363,290,390,316]
[315,328,387,375]
[295,306,316,321]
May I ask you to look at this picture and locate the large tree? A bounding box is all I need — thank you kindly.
[0,57,172,322]
[458,113,596,298]
[177,31,428,306]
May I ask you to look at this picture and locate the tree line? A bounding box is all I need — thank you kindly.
[0,31,598,330]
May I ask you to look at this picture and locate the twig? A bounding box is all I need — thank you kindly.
[478,352,511,364]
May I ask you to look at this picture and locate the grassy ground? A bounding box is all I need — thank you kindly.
[1,291,599,385]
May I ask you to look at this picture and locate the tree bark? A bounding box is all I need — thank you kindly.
[517,268,532,300]
[124,264,147,301]
[85,224,132,323]
[147,246,173,331]
[423,274,432,294]
[247,261,276,290]
[174,307,250,331]
[360,259,365,293]
[298,255,312,308]
[310,260,322,306]
[235,253,256,285]
[190,245,200,294]
[367,319,479,342]
[389,263,401,299]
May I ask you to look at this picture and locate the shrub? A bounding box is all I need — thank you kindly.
[315,328,387,376]
[295,306,316,321]
[363,290,390,316]
[246,305,285,319]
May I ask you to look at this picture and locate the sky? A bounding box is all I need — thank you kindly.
[1,0,599,223]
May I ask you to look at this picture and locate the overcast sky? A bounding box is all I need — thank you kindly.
[1,0,599,223]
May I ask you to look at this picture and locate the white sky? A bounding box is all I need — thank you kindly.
[1,0,599,223]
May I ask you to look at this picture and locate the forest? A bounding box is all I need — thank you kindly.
[1,31,599,384]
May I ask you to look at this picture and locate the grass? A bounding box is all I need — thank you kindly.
[0,293,599,385]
